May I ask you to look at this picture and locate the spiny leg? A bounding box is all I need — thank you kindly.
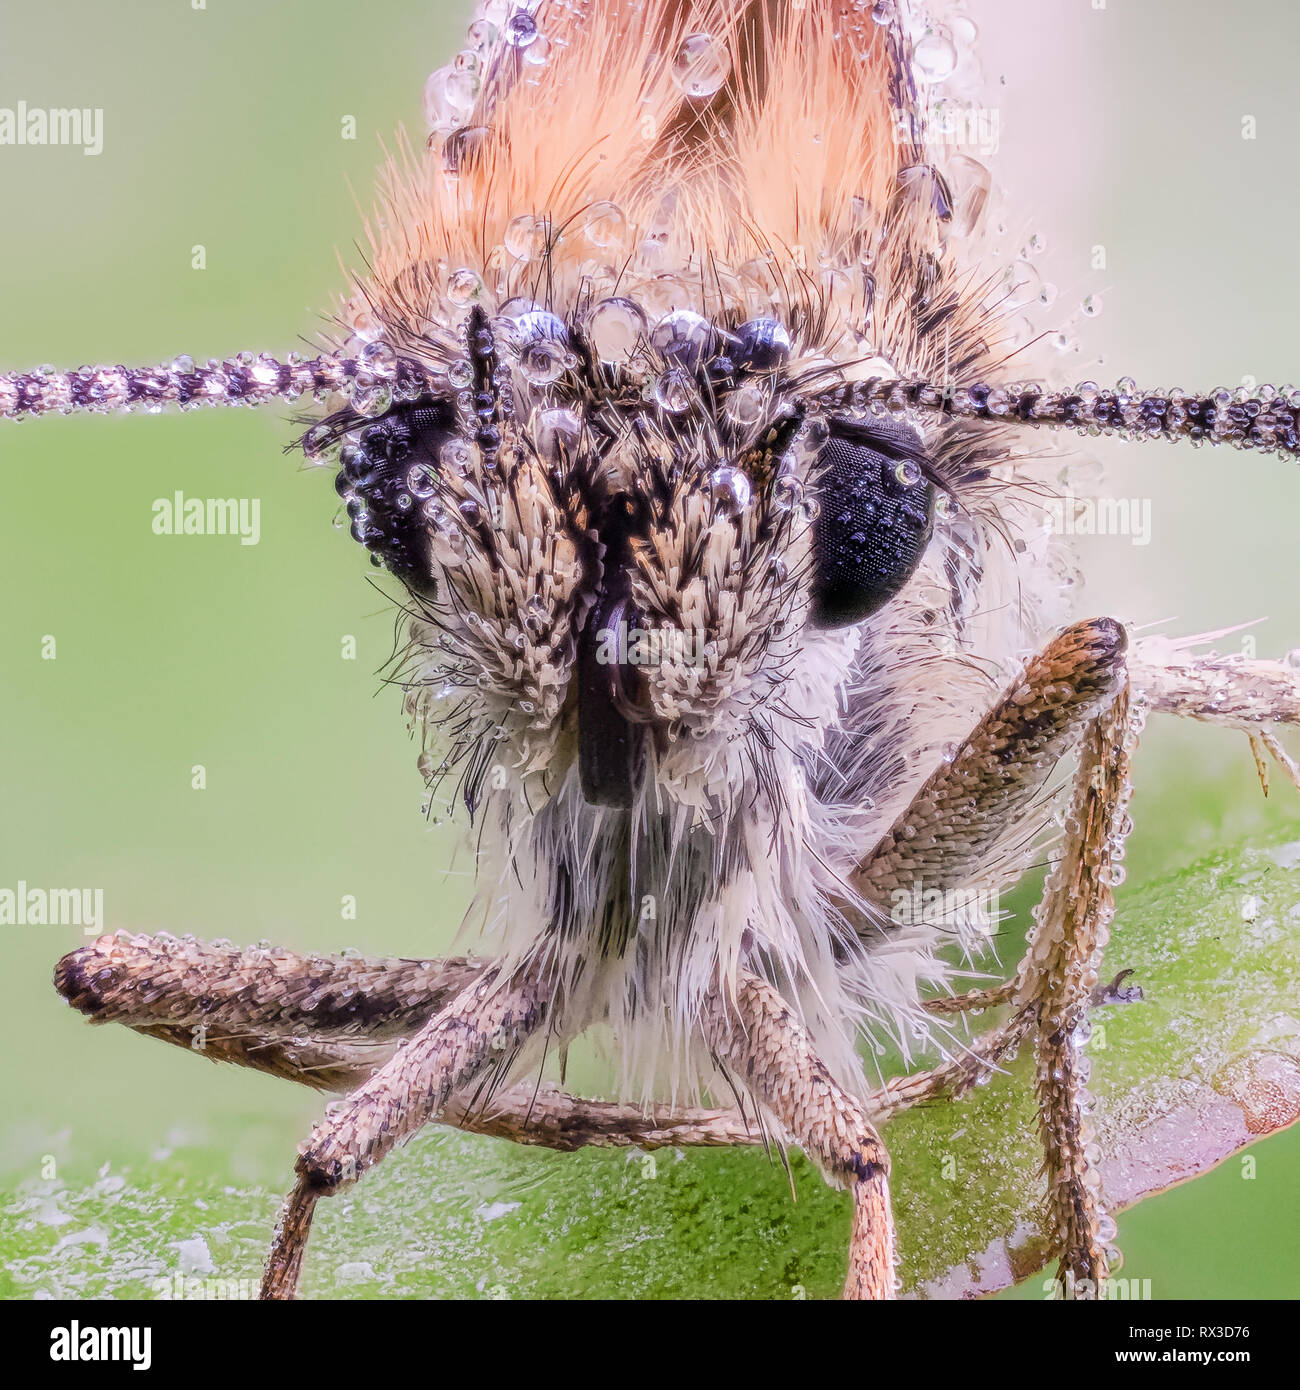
[260,959,548,1299]
[1130,644,1300,789]
[55,932,756,1147]
[55,932,483,1042]
[852,618,1132,1288]
[854,617,1130,914]
[851,619,1131,1116]
[1014,676,1136,1296]
[706,969,895,1300]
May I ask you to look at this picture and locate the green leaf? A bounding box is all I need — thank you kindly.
[5,823,1300,1300]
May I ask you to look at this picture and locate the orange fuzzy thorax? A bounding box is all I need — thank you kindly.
[354,2,912,366]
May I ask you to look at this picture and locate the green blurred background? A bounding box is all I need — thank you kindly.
[1,0,1298,1298]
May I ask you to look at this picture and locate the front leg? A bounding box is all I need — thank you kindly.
[706,970,895,1300]
[852,618,1132,1292]
[260,958,548,1300]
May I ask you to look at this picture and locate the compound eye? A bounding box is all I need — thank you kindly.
[332,400,455,586]
[810,418,936,629]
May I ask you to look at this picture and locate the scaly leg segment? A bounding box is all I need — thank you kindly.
[55,935,757,1145]
[1016,678,1136,1296]
[706,969,896,1299]
[260,960,549,1299]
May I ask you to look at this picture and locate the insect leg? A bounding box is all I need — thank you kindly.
[851,618,1134,1291]
[1013,674,1137,1297]
[1129,645,1300,791]
[705,970,895,1300]
[54,932,484,1041]
[853,617,1129,909]
[55,934,756,1150]
[259,960,548,1299]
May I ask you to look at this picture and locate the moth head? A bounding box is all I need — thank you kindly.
[308,306,952,811]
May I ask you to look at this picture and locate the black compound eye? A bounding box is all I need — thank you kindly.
[331,399,456,587]
[810,417,936,629]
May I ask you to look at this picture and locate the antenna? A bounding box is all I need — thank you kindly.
[0,347,432,423]
[3,353,1297,466]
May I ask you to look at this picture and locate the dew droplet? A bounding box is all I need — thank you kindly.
[735,318,791,371]
[724,384,765,427]
[586,297,648,363]
[582,200,628,251]
[503,8,539,48]
[1001,258,1042,308]
[504,214,549,263]
[710,465,752,515]
[1081,293,1103,317]
[519,340,569,386]
[913,32,957,85]
[531,406,582,461]
[671,33,730,99]
[653,369,694,414]
[651,309,715,369]
[446,267,485,307]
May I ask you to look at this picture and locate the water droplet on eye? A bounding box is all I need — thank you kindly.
[912,31,957,84]
[671,33,730,99]
[586,297,648,363]
[582,200,628,251]
[651,309,715,369]
[504,214,549,263]
[653,369,694,414]
[1081,293,1103,317]
[446,267,485,307]
[503,8,539,47]
[710,465,752,516]
[893,458,922,487]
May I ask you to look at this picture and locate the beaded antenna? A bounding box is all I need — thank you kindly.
[21,0,1300,1301]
